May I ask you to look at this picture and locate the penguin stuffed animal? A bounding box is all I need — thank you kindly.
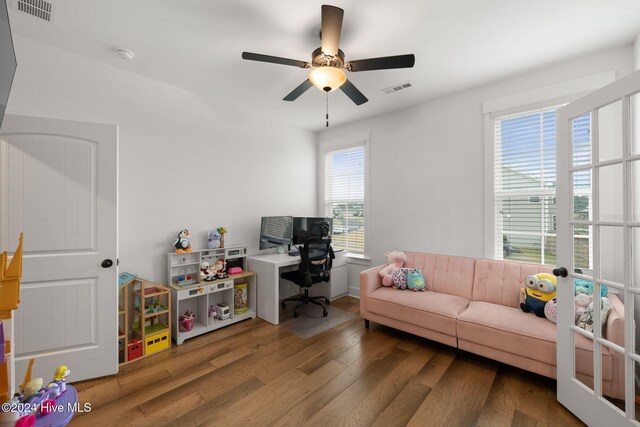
[172,229,192,253]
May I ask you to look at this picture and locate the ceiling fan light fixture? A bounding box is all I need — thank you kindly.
[309,66,346,92]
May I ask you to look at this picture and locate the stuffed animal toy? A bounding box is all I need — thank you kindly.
[520,273,557,317]
[574,293,592,324]
[199,262,216,282]
[577,297,612,332]
[391,267,410,289]
[379,251,407,287]
[172,229,192,253]
[207,230,222,249]
[406,268,426,292]
[544,297,558,323]
[574,279,608,297]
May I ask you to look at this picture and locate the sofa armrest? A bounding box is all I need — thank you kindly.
[605,293,625,400]
[360,265,385,318]
[605,293,624,346]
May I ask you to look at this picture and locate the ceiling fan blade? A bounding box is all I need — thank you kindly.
[340,79,368,106]
[346,54,415,72]
[242,52,310,68]
[283,80,314,101]
[321,5,344,57]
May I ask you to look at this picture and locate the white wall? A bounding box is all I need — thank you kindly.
[634,32,640,70]
[5,35,317,282]
[320,45,634,283]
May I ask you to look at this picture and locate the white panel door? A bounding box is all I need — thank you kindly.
[0,114,118,382]
[556,70,640,425]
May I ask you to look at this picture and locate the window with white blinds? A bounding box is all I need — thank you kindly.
[494,106,561,265]
[323,145,365,254]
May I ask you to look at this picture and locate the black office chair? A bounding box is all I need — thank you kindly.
[281,237,334,318]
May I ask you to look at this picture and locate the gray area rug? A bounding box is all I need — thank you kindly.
[280,304,355,338]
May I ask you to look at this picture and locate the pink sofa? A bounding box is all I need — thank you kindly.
[360,252,625,399]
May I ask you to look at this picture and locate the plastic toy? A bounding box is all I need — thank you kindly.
[1,233,23,404]
[217,227,228,248]
[406,268,426,292]
[228,266,243,275]
[520,273,557,317]
[214,303,231,320]
[213,260,227,279]
[46,366,70,397]
[379,251,407,287]
[172,229,192,253]
[574,279,608,297]
[544,297,558,323]
[207,230,221,249]
[1,360,76,425]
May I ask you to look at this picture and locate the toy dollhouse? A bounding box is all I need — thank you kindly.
[118,274,171,364]
[0,233,23,403]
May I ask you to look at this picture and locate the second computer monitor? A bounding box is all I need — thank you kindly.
[292,217,333,245]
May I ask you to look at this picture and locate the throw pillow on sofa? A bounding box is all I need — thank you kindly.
[576,297,612,332]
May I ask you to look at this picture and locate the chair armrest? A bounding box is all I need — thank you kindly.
[360,265,385,318]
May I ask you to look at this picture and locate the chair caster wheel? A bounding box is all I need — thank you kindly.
[323,310,328,317]
[281,302,287,309]
[294,312,299,318]
[326,299,331,305]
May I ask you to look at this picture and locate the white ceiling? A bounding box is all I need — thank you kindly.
[8,0,640,131]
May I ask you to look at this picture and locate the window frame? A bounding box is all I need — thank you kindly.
[483,71,615,264]
[318,132,370,257]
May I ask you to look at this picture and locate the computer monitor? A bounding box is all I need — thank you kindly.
[292,217,333,245]
[259,216,293,250]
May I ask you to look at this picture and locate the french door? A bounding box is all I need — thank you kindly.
[556,69,640,425]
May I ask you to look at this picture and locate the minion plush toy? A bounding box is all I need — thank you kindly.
[520,273,557,317]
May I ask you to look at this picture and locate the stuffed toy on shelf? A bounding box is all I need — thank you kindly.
[172,229,192,253]
[207,230,221,249]
[379,251,407,287]
[520,273,557,318]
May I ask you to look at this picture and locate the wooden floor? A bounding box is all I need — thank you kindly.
[73,297,583,427]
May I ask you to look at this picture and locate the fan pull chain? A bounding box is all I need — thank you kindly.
[326,92,329,127]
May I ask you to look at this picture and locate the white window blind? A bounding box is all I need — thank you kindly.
[323,145,365,254]
[494,106,560,265]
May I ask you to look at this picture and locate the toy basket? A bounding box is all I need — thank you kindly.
[178,315,194,332]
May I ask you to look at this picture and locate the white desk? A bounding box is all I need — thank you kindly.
[248,251,347,325]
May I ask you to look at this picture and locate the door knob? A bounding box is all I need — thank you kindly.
[101,259,114,268]
[553,267,568,278]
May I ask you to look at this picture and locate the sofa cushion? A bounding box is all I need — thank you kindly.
[403,252,476,300]
[472,259,553,308]
[368,287,469,337]
[457,301,612,380]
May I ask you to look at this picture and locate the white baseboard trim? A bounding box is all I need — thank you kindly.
[347,286,360,298]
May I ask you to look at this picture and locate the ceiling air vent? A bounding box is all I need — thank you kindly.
[382,81,412,94]
[16,0,55,23]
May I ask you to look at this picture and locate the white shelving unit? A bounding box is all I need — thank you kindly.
[167,246,256,345]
